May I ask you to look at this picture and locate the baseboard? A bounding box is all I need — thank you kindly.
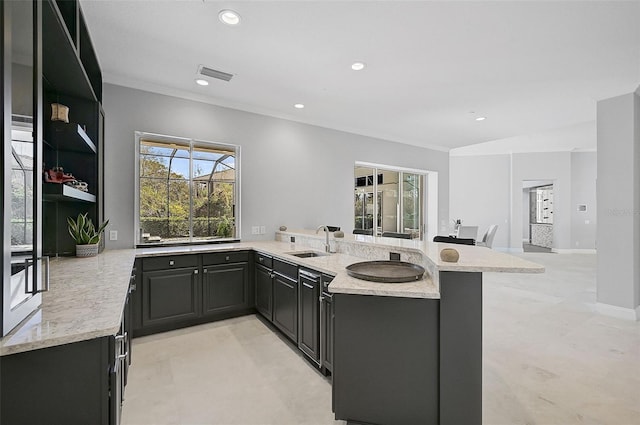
[497,247,523,253]
[550,248,597,254]
[595,303,640,321]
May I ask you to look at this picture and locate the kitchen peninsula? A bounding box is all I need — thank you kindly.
[0,230,542,425]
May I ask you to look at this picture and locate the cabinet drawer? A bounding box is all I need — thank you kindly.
[202,251,249,265]
[143,255,199,271]
[254,252,273,269]
[274,258,298,281]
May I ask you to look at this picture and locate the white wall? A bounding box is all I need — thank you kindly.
[571,152,597,250]
[450,152,596,251]
[102,84,450,249]
[510,152,572,251]
[449,155,511,248]
[596,92,640,313]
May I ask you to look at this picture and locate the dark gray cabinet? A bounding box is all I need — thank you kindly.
[141,266,201,328]
[136,251,255,336]
[298,269,321,364]
[1,291,131,425]
[272,259,298,342]
[255,263,274,320]
[202,261,249,316]
[321,274,334,373]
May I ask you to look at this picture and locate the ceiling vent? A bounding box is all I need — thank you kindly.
[197,65,234,82]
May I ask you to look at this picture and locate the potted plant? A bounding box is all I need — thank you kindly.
[67,213,109,257]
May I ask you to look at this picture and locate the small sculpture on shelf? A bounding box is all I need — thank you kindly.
[43,166,89,192]
[51,103,69,123]
[43,166,76,183]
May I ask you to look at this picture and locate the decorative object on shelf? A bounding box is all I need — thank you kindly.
[51,103,69,123]
[67,213,109,257]
[279,226,287,231]
[440,248,460,263]
[334,230,345,238]
[64,180,88,192]
[452,218,463,233]
[44,166,76,184]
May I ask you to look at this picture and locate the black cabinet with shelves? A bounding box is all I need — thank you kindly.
[42,0,103,256]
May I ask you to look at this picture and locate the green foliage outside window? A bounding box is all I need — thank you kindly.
[139,138,237,244]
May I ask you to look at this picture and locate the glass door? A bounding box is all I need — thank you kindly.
[3,0,45,336]
[402,173,423,239]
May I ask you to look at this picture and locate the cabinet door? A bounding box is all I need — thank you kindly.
[299,275,320,364]
[255,264,273,321]
[142,267,200,328]
[273,274,297,342]
[202,262,249,316]
[322,296,334,372]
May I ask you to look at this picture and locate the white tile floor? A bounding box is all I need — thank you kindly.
[122,253,640,425]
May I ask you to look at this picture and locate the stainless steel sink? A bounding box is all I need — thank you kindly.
[286,250,330,258]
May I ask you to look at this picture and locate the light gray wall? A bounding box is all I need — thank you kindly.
[510,152,572,251]
[449,154,511,248]
[102,84,450,249]
[450,152,594,251]
[570,152,597,250]
[596,92,640,310]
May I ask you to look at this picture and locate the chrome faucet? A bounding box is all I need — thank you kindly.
[316,225,331,253]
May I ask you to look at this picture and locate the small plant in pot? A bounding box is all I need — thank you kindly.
[67,213,109,257]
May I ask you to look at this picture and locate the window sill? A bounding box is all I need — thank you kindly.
[136,239,240,249]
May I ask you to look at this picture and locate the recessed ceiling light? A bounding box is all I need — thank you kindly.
[195,79,209,86]
[294,103,305,109]
[351,62,365,71]
[475,116,486,121]
[219,9,241,25]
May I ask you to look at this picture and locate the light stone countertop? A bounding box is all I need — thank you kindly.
[277,229,545,274]
[1,231,542,356]
[0,249,136,356]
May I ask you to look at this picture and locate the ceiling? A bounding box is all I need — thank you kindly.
[80,0,640,152]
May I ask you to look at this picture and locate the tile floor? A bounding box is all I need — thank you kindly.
[122,253,640,425]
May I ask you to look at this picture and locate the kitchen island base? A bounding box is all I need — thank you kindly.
[333,271,483,425]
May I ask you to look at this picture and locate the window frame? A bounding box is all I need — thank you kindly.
[134,131,241,247]
[354,161,431,240]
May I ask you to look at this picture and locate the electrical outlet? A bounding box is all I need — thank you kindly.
[260,226,266,234]
[109,230,118,241]
[251,226,259,235]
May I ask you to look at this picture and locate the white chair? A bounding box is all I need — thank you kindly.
[456,225,478,240]
[476,225,498,248]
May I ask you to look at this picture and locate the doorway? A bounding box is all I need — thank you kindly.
[522,180,554,253]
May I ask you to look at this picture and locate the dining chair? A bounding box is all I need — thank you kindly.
[456,225,478,240]
[476,225,498,248]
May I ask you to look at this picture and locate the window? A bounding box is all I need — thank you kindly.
[136,132,239,245]
[354,163,428,240]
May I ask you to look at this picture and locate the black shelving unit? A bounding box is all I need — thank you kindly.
[45,121,96,153]
[44,184,96,203]
[42,0,103,256]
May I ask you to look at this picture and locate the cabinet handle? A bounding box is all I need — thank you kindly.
[23,256,50,294]
[303,282,314,290]
[194,269,199,275]
[169,260,175,266]
[226,255,230,261]
[203,269,208,273]
[129,283,137,293]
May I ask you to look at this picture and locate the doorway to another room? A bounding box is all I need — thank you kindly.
[522,180,554,253]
